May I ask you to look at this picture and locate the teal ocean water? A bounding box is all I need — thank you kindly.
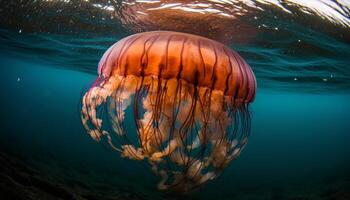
[0,1,350,200]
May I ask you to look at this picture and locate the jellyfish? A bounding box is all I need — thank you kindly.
[81,31,256,192]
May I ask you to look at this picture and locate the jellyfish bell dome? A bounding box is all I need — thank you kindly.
[81,31,256,192]
[97,31,256,100]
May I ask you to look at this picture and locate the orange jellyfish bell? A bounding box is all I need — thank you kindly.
[81,31,256,192]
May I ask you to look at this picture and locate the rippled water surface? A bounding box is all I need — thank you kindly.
[0,1,349,200]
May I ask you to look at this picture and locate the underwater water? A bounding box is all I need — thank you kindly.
[1,0,350,200]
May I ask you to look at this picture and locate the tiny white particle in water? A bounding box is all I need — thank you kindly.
[298,39,301,42]
[294,78,298,81]
[18,29,22,33]
[330,74,334,78]
[323,78,328,82]
[274,27,279,30]
[17,77,20,82]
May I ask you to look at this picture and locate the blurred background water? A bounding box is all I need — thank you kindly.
[0,0,350,200]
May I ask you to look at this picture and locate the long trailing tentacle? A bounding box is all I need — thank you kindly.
[81,74,252,192]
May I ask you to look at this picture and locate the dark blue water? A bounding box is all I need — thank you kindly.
[0,1,350,200]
